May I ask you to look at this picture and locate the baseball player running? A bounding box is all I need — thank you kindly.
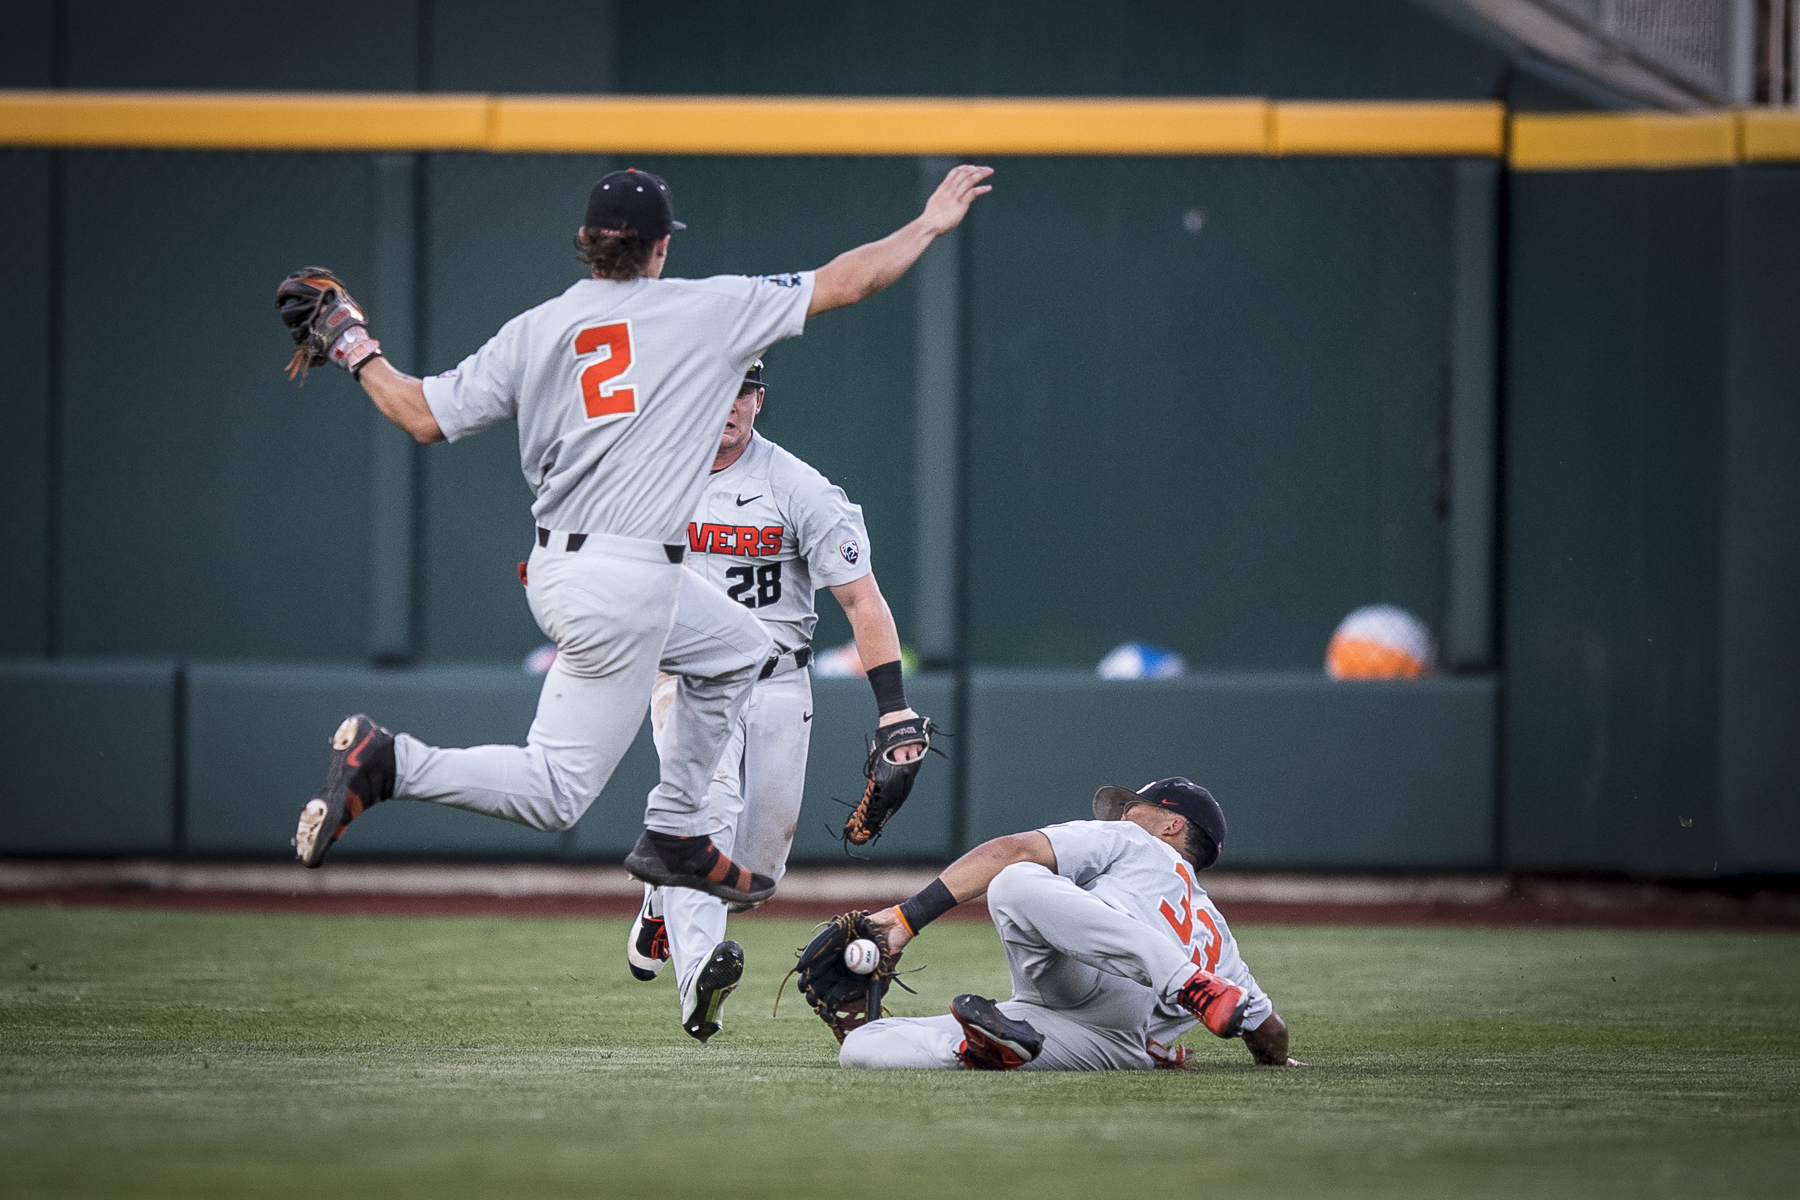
[628,359,930,1042]
[836,778,1301,1070]
[279,165,993,907]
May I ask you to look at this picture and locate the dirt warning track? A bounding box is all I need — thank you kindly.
[3,860,1797,929]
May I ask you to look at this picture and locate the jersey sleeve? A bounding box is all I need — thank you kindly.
[421,315,527,442]
[790,467,872,590]
[725,271,815,362]
[1040,821,1131,888]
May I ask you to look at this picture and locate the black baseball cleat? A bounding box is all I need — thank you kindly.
[682,940,745,1044]
[627,894,670,982]
[624,830,776,906]
[951,994,1044,1070]
[293,714,396,869]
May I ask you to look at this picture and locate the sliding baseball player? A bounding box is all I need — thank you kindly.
[627,359,931,1042]
[821,778,1301,1070]
[275,165,992,909]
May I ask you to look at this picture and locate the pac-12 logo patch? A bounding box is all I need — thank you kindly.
[762,272,804,288]
[839,538,860,565]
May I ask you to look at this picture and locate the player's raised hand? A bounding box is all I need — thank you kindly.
[809,167,995,315]
[920,165,995,236]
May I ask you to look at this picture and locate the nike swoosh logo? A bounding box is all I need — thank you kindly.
[346,730,373,767]
[802,712,813,722]
[736,495,762,506]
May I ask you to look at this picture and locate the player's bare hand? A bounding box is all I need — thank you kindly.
[866,905,912,952]
[920,165,995,236]
[877,708,925,763]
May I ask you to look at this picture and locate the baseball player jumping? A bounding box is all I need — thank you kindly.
[627,359,930,1042]
[276,164,993,907]
[825,778,1301,1070]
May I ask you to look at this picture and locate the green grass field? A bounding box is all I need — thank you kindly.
[2,906,1797,1198]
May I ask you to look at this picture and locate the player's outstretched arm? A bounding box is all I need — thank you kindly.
[807,165,994,317]
[1241,1012,1305,1067]
[829,574,921,763]
[866,831,1055,951]
[359,358,445,444]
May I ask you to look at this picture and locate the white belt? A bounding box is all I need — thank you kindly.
[535,526,684,564]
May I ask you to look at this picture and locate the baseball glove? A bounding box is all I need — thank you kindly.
[842,716,937,847]
[782,911,904,1043]
[275,267,384,382]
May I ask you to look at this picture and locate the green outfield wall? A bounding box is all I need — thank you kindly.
[1503,164,1800,879]
[1,0,1795,878]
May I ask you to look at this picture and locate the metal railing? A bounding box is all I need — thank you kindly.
[1455,0,1797,108]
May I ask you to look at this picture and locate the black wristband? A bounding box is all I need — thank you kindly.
[868,659,908,716]
[896,878,957,936]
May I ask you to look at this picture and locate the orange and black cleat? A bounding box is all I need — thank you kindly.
[951,994,1043,1070]
[623,831,776,906]
[293,714,396,869]
[1174,968,1251,1039]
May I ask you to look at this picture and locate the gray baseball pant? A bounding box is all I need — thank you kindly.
[392,533,773,838]
[839,862,1197,1070]
[643,664,813,1019]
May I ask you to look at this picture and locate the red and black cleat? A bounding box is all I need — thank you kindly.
[293,714,396,869]
[951,994,1044,1070]
[627,895,671,982]
[1174,968,1251,1039]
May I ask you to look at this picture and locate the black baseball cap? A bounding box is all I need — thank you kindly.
[585,168,686,239]
[741,358,768,392]
[1092,777,1227,869]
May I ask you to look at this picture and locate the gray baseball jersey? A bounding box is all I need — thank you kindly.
[1040,819,1273,1037]
[682,432,871,653]
[421,272,816,544]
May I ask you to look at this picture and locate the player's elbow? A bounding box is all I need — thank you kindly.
[406,412,446,444]
[808,261,880,317]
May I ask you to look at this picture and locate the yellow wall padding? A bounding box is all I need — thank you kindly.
[0,90,1505,157]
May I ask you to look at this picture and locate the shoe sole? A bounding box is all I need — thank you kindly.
[682,941,745,1045]
[1201,990,1253,1039]
[1219,993,1252,1039]
[951,994,1043,1066]
[294,715,365,869]
[623,846,775,907]
[626,906,668,982]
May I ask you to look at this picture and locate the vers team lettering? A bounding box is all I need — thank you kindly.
[688,523,784,556]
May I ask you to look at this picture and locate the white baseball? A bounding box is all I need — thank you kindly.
[843,938,880,975]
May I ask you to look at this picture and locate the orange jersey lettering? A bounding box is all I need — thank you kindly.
[685,523,785,558]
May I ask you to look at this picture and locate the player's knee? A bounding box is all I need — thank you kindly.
[987,860,1051,917]
[539,803,584,833]
[531,771,595,832]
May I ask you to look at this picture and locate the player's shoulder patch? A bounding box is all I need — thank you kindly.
[759,272,805,288]
[838,538,860,566]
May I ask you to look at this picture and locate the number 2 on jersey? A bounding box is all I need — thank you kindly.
[574,321,635,419]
